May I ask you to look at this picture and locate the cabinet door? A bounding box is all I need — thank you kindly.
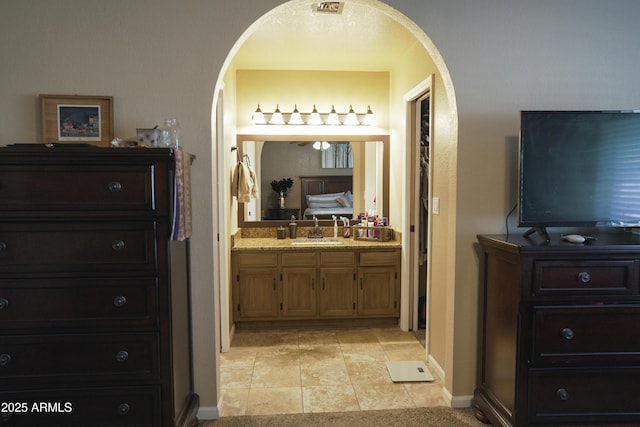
[357,267,398,316]
[237,268,279,318]
[319,267,356,317]
[281,267,317,317]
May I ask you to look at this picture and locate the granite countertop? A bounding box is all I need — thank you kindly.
[232,236,401,251]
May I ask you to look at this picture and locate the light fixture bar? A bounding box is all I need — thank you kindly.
[250,104,375,126]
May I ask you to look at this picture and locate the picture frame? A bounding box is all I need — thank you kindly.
[40,94,113,146]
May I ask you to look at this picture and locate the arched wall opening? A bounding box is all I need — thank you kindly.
[207,0,460,415]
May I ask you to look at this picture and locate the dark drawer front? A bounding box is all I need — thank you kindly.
[0,333,160,385]
[532,305,640,365]
[533,259,638,295]
[0,278,158,330]
[0,165,158,213]
[0,222,158,274]
[528,368,640,424]
[0,386,160,426]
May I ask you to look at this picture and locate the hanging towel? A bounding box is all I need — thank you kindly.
[171,149,193,241]
[232,159,258,202]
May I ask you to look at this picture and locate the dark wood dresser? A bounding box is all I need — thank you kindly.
[0,146,198,426]
[475,233,640,426]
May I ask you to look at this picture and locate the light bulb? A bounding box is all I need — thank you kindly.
[288,104,304,125]
[326,105,341,125]
[269,104,285,125]
[362,105,376,126]
[344,105,359,125]
[308,104,323,125]
[251,104,266,125]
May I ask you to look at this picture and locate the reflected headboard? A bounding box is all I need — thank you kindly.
[300,175,352,219]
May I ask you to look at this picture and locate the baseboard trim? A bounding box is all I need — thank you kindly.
[197,405,220,421]
[442,387,474,408]
[427,354,445,381]
[428,354,474,409]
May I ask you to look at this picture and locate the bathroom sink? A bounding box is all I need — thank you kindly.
[290,240,342,245]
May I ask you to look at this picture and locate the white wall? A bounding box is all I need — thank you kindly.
[2,0,640,414]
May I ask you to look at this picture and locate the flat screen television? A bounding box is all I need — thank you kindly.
[518,110,640,239]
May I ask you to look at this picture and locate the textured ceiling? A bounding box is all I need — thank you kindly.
[232,2,419,71]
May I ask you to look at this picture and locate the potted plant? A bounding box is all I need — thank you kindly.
[270,177,294,209]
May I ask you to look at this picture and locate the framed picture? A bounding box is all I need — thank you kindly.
[40,94,113,146]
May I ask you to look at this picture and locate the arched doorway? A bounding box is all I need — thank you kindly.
[210,0,458,416]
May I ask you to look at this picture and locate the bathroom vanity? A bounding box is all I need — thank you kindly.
[231,237,401,321]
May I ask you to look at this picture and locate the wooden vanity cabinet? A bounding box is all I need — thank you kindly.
[475,234,640,426]
[319,252,356,317]
[358,251,400,316]
[281,252,318,317]
[232,248,399,321]
[235,253,279,319]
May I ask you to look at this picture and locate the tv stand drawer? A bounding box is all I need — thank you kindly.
[532,259,639,296]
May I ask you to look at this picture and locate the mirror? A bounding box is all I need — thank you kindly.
[236,133,389,227]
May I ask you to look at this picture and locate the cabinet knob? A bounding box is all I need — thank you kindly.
[0,353,12,367]
[577,271,591,283]
[115,350,129,363]
[556,388,570,401]
[112,240,126,251]
[108,181,122,192]
[0,298,8,310]
[561,328,575,340]
[117,403,130,416]
[113,295,127,308]
[0,241,6,251]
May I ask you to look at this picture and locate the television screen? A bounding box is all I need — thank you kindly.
[518,111,640,229]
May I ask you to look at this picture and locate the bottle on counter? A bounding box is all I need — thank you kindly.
[289,215,297,239]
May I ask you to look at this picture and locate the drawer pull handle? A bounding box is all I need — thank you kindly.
[0,241,6,251]
[577,271,591,283]
[556,388,570,401]
[113,295,127,308]
[0,298,8,310]
[117,403,130,416]
[116,350,129,363]
[112,240,126,251]
[0,353,12,367]
[108,181,122,192]
[561,328,575,340]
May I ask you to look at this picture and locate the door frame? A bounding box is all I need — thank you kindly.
[403,76,433,351]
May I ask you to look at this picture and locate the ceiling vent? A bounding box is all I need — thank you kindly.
[312,2,344,14]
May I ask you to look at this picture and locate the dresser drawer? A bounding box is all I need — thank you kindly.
[0,165,161,214]
[0,278,158,330]
[532,259,638,295]
[0,333,160,386]
[0,222,159,274]
[528,368,640,424]
[0,386,161,426]
[532,305,640,365]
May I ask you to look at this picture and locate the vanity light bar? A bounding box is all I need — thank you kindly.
[251,104,375,126]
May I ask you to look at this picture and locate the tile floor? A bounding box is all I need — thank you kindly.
[219,326,445,416]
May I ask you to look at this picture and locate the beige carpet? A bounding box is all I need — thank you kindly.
[200,407,485,426]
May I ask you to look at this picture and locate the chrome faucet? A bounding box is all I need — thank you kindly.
[308,215,323,238]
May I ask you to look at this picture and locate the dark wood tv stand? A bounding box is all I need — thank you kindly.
[475,232,640,426]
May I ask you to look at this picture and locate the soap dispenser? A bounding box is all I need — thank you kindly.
[289,215,297,239]
[333,215,338,239]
